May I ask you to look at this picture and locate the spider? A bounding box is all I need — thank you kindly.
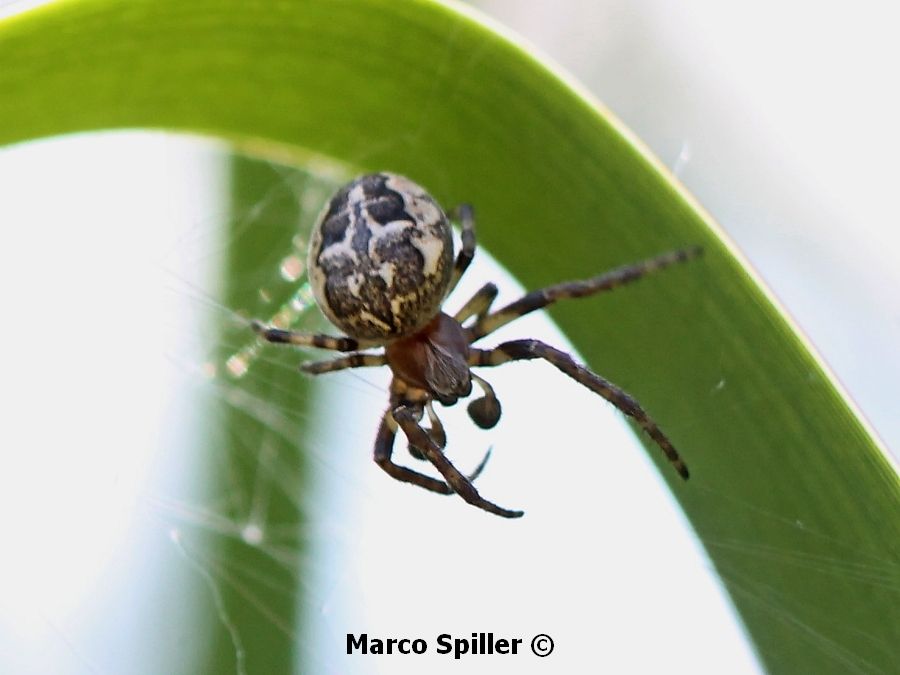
[252,172,700,518]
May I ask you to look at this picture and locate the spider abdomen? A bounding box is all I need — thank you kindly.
[307,172,454,340]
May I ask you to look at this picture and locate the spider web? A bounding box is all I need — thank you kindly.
[9,129,892,675]
[2,108,895,675]
[2,0,897,670]
[168,145,764,675]
[0,130,787,675]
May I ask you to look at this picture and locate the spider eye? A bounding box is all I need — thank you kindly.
[467,396,502,429]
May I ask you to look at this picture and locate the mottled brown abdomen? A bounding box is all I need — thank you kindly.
[307,173,454,340]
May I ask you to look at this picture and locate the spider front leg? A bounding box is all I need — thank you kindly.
[374,410,455,495]
[393,405,523,518]
[379,405,523,518]
[407,401,447,459]
[374,404,494,495]
[470,340,689,479]
[406,402,494,480]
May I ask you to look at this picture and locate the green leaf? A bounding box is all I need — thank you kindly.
[1,1,897,673]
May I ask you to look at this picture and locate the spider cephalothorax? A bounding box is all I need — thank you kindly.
[253,172,700,518]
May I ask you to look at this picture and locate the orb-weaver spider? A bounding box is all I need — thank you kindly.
[252,173,700,518]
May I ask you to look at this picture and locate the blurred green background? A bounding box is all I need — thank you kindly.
[0,1,897,674]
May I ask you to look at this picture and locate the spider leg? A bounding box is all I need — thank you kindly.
[251,320,376,352]
[392,404,523,518]
[406,402,493,482]
[300,352,386,375]
[466,246,702,342]
[447,203,476,295]
[374,409,454,495]
[374,406,493,493]
[469,340,689,479]
[406,400,447,459]
[454,282,499,324]
[423,400,447,448]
